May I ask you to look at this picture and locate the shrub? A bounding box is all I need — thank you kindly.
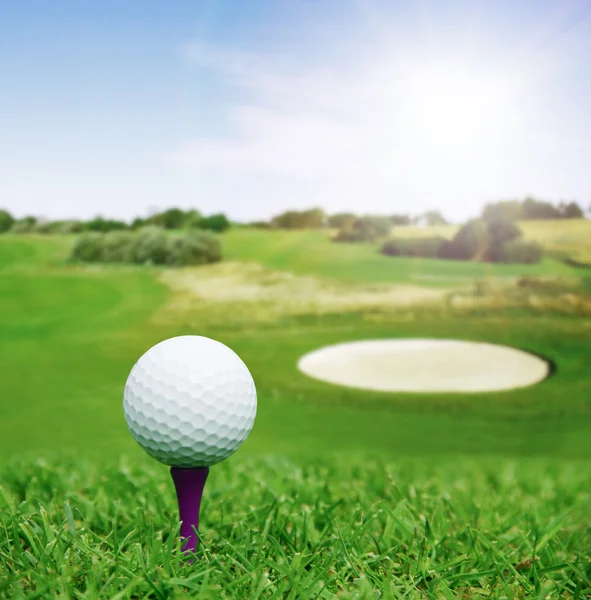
[382,237,445,258]
[197,213,231,233]
[130,227,169,265]
[0,209,14,233]
[166,231,222,266]
[498,239,543,264]
[334,216,392,243]
[101,231,135,262]
[70,228,222,267]
[438,219,489,260]
[71,232,104,262]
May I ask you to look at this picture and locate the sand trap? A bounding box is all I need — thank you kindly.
[298,339,550,393]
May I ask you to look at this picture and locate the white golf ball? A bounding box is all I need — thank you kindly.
[123,335,257,467]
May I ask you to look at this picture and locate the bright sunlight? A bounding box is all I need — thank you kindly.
[403,63,516,146]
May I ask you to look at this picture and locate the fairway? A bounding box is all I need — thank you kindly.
[1,235,590,462]
[223,228,582,286]
[1,234,590,598]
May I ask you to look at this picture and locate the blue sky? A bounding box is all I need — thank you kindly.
[1,0,590,222]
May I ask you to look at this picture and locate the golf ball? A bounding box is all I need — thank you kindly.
[123,335,257,467]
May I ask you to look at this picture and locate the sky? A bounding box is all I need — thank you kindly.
[1,0,590,223]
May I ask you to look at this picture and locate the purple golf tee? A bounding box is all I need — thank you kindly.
[170,466,210,557]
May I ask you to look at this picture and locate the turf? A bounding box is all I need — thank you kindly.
[1,233,590,598]
[1,457,589,599]
[0,237,590,461]
[223,229,580,286]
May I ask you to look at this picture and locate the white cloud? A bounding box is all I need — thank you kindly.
[168,6,591,221]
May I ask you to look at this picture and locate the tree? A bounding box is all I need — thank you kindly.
[482,200,524,222]
[327,213,357,229]
[334,216,392,242]
[486,218,522,262]
[0,209,14,233]
[271,208,326,229]
[439,219,488,261]
[197,213,231,233]
[149,208,187,229]
[389,214,411,225]
[521,197,559,220]
[558,201,584,219]
[418,210,448,226]
[85,216,127,232]
[184,209,203,229]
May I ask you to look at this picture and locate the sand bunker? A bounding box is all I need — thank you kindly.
[298,339,550,393]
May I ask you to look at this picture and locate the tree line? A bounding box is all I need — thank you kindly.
[0,208,231,234]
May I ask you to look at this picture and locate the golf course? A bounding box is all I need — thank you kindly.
[1,227,590,598]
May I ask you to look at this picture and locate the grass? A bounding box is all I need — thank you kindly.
[1,457,589,599]
[223,229,581,287]
[1,232,590,598]
[1,236,590,461]
[519,220,591,264]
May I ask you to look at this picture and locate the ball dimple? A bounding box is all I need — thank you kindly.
[123,335,257,468]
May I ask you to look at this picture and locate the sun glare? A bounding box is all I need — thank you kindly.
[404,64,513,145]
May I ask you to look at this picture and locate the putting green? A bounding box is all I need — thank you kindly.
[298,339,550,393]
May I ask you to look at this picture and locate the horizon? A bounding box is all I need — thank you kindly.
[1,0,590,223]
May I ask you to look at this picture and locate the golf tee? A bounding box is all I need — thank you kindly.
[170,466,210,558]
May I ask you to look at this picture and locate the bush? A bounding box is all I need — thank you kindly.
[334,216,392,243]
[101,231,136,262]
[438,219,489,260]
[71,232,104,262]
[382,237,445,258]
[166,231,222,266]
[197,213,231,233]
[498,239,543,264]
[0,209,14,233]
[131,227,169,265]
[70,228,222,267]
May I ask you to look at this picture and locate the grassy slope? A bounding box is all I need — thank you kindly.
[0,236,169,459]
[223,229,580,286]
